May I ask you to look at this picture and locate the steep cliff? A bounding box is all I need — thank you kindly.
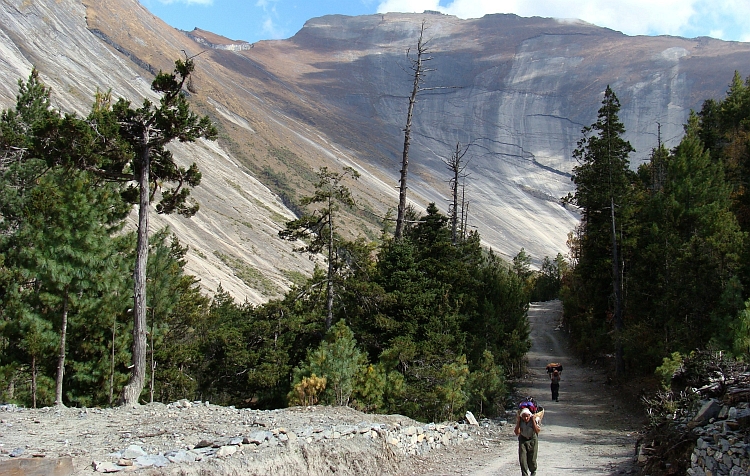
[0,0,321,303]
[1,0,749,302]
[242,12,750,260]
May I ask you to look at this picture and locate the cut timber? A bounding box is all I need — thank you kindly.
[0,456,73,476]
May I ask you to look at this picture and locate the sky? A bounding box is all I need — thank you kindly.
[138,0,750,45]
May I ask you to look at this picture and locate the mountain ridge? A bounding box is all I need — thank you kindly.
[2,0,750,302]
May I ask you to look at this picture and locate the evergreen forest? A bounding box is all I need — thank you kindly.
[3,58,750,423]
[564,75,750,377]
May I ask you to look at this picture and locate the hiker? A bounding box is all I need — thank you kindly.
[514,407,541,476]
[550,369,561,401]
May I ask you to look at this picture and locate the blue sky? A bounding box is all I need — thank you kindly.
[139,0,750,44]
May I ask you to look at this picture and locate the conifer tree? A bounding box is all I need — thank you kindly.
[41,58,218,405]
[569,86,635,375]
[290,320,367,406]
[279,166,360,330]
[17,169,129,406]
[0,71,132,407]
[628,115,744,366]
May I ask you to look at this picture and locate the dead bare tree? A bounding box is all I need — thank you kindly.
[444,142,470,244]
[461,196,470,241]
[395,21,433,240]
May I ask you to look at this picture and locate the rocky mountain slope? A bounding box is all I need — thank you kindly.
[1,0,750,302]
[246,12,750,263]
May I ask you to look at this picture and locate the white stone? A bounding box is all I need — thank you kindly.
[216,445,237,457]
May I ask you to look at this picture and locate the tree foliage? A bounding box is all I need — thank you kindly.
[563,76,750,376]
[0,68,529,422]
[279,166,360,330]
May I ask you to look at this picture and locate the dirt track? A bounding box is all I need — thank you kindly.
[412,300,643,476]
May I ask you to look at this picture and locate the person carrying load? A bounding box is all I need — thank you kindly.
[515,396,543,476]
[546,363,562,402]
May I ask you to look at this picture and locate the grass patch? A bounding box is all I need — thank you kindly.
[213,251,280,297]
[237,219,254,230]
[282,269,309,288]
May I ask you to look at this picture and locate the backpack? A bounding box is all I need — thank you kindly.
[518,396,538,414]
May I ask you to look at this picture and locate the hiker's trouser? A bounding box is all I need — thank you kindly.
[551,382,560,400]
[518,433,538,476]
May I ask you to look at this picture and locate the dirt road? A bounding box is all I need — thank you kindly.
[462,300,642,475]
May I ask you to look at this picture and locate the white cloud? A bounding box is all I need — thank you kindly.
[261,17,285,39]
[255,0,277,11]
[375,0,750,42]
[254,0,286,39]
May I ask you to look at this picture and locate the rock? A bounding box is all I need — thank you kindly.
[244,430,272,444]
[93,461,122,473]
[194,439,214,448]
[216,445,238,457]
[135,454,170,467]
[694,400,722,426]
[0,457,74,476]
[121,445,147,459]
[9,447,25,457]
[465,411,479,426]
[165,449,197,464]
[736,408,750,428]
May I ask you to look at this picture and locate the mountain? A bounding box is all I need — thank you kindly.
[1,0,749,303]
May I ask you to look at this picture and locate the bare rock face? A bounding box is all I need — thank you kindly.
[1,1,750,302]
[247,12,750,262]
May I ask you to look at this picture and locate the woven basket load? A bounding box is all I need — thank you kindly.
[546,363,563,373]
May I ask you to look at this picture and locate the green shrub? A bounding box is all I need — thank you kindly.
[655,352,683,390]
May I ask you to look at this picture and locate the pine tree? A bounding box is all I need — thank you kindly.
[0,71,132,407]
[16,169,129,406]
[279,166,360,330]
[290,320,367,406]
[569,86,635,375]
[628,115,744,366]
[38,59,218,405]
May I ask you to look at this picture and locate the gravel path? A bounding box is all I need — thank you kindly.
[409,300,643,476]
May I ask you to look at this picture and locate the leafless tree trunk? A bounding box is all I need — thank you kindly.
[54,288,69,406]
[461,191,470,241]
[611,196,624,377]
[395,21,431,240]
[31,357,37,409]
[121,146,150,406]
[150,308,155,403]
[326,193,335,330]
[109,314,116,406]
[444,142,470,244]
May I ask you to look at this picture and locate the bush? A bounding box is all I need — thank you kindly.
[288,374,327,406]
[289,320,367,406]
[654,352,683,390]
